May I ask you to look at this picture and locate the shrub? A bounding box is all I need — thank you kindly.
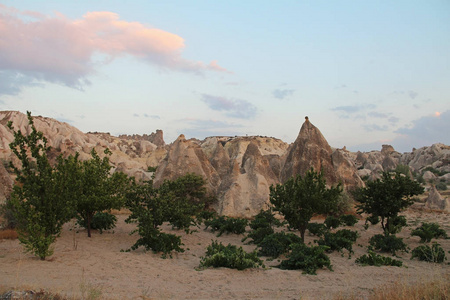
[411,222,448,243]
[199,240,264,270]
[411,243,446,263]
[197,210,217,223]
[243,226,274,245]
[204,216,248,237]
[355,250,403,267]
[0,203,17,230]
[324,216,341,229]
[317,229,359,256]
[77,212,117,234]
[307,223,328,237]
[339,214,359,227]
[369,234,408,255]
[258,232,303,258]
[278,243,332,275]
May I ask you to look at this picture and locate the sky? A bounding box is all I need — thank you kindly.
[0,1,449,153]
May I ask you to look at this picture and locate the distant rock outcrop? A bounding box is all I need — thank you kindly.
[425,186,450,212]
[0,110,448,217]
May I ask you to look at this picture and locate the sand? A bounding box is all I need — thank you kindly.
[1,209,449,300]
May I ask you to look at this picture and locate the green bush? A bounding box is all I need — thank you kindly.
[204,216,248,237]
[369,234,408,255]
[0,203,17,230]
[317,229,359,256]
[278,243,332,275]
[77,212,117,234]
[307,223,328,237]
[356,250,403,267]
[411,222,448,243]
[324,216,341,229]
[197,210,217,223]
[411,243,446,263]
[258,232,303,258]
[339,214,359,227]
[243,226,274,245]
[199,240,264,270]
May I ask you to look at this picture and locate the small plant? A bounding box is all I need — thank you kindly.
[411,222,448,243]
[198,240,264,270]
[411,243,446,263]
[307,223,328,237]
[369,234,408,256]
[258,232,303,258]
[355,250,403,267]
[324,216,341,229]
[77,212,117,234]
[204,216,248,237]
[278,243,332,275]
[317,229,359,256]
[339,214,359,227]
[242,209,282,244]
[435,182,447,191]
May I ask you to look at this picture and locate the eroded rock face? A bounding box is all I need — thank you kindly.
[281,117,336,185]
[425,186,450,212]
[331,148,364,189]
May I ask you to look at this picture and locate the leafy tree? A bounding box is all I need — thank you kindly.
[270,168,342,240]
[257,232,302,258]
[204,216,248,237]
[354,171,423,235]
[6,112,74,260]
[369,234,408,256]
[67,149,131,237]
[125,174,206,256]
[317,229,359,256]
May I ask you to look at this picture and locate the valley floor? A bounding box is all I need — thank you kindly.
[1,209,449,299]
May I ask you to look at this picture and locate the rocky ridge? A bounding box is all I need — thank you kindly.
[0,111,448,216]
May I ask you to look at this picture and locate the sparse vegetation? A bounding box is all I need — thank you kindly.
[204,216,248,237]
[411,243,446,263]
[317,229,359,256]
[411,222,448,243]
[257,232,302,258]
[355,250,403,267]
[369,234,408,256]
[76,212,117,234]
[278,243,333,275]
[198,240,264,270]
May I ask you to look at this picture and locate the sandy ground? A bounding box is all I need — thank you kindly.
[1,209,449,300]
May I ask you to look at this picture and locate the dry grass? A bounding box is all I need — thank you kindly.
[0,228,18,240]
[335,276,450,300]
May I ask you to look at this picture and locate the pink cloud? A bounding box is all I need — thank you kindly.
[0,6,229,91]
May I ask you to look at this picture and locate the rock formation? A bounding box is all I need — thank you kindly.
[425,185,450,212]
[281,117,337,184]
[0,110,449,217]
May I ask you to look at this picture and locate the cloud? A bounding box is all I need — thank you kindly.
[391,110,450,151]
[0,5,229,93]
[408,90,418,99]
[272,89,295,100]
[362,124,389,132]
[0,71,43,96]
[332,105,369,114]
[143,114,160,119]
[181,119,244,139]
[201,94,257,119]
[368,111,389,118]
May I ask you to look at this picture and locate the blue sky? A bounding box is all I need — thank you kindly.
[1,1,449,152]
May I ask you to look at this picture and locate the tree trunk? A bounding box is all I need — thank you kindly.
[87,213,92,238]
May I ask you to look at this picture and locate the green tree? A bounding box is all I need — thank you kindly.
[125,174,207,256]
[68,149,130,237]
[270,168,342,240]
[354,171,423,235]
[6,112,74,260]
